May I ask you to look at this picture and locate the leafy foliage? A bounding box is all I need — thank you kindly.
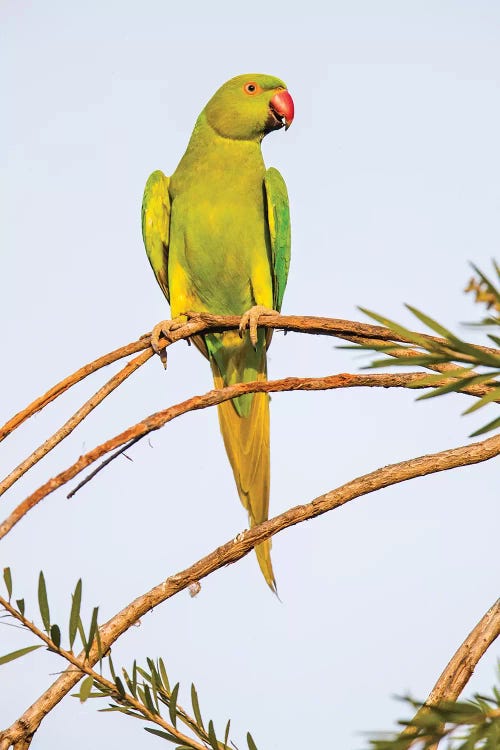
[0,568,258,750]
[368,675,500,749]
[351,262,500,437]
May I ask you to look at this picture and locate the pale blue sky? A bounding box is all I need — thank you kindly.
[1,1,499,748]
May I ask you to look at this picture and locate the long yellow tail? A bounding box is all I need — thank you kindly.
[209,334,275,591]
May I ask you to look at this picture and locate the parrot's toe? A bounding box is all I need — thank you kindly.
[151,318,188,368]
[239,305,279,347]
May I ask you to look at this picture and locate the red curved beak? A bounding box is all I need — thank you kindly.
[269,89,294,130]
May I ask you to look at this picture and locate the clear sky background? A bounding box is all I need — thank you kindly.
[1,1,499,748]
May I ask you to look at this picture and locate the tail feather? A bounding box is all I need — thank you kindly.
[208,332,276,591]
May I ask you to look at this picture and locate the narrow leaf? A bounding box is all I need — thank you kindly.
[16,599,25,617]
[85,606,99,658]
[158,658,170,693]
[144,727,181,743]
[208,719,219,750]
[69,579,82,650]
[169,682,180,728]
[79,675,94,703]
[77,615,87,652]
[463,386,500,414]
[224,719,231,748]
[469,415,500,437]
[114,675,126,698]
[3,567,12,600]
[38,571,50,633]
[50,624,61,649]
[406,305,455,339]
[191,683,204,730]
[358,307,431,348]
[247,732,258,750]
[0,644,42,665]
[143,684,158,715]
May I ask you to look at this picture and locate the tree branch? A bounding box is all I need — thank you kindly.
[399,597,500,748]
[0,349,153,498]
[0,337,151,443]
[1,431,498,748]
[1,369,493,540]
[1,314,497,445]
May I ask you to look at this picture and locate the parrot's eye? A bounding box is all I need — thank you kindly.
[243,82,261,95]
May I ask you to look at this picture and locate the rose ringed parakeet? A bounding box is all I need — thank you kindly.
[141,74,293,591]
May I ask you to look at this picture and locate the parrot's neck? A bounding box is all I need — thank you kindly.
[172,112,266,189]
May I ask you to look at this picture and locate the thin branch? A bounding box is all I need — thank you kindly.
[2,369,492,540]
[0,337,151,443]
[1,431,498,748]
[1,314,497,445]
[400,597,500,748]
[0,598,207,750]
[0,349,153,498]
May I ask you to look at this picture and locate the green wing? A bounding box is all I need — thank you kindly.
[264,167,291,312]
[141,170,171,302]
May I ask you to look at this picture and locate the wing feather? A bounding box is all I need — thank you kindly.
[141,170,171,302]
[264,167,291,312]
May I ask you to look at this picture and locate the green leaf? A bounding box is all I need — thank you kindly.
[463,386,500,414]
[16,599,25,617]
[358,306,431,349]
[69,579,82,650]
[85,606,99,658]
[77,616,87,652]
[143,684,158,715]
[0,644,42,665]
[50,624,61,649]
[38,571,50,633]
[108,654,117,682]
[79,675,94,703]
[405,304,455,339]
[416,373,498,401]
[114,675,126,699]
[208,719,219,750]
[469,415,500,437]
[191,683,204,730]
[223,719,231,749]
[158,658,170,693]
[3,567,12,600]
[247,731,258,750]
[144,727,180,743]
[169,682,180,728]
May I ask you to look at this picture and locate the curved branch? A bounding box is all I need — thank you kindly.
[0,349,153,498]
[1,369,491,540]
[1,431,498,748]
[400,597,500,748]
[0,337,151,443]
[1,314,497,444]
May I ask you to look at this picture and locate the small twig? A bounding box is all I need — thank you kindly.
[0,350,153,499]
[1,369,491,540]
[1,431,498,748]
[400,597,500,748]
[66,437,141,498]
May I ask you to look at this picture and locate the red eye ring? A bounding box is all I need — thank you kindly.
[243,82,261,95]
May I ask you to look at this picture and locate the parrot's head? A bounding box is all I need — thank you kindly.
[204,73,294,142]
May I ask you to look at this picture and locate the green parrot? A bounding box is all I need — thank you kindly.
[141,74,293,591]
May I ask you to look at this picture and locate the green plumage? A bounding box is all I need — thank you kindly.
[142,74,292,590]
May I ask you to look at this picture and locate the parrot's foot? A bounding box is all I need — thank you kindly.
[151,318,188,368]
[234,530,248,543]
[239,305,280,348]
